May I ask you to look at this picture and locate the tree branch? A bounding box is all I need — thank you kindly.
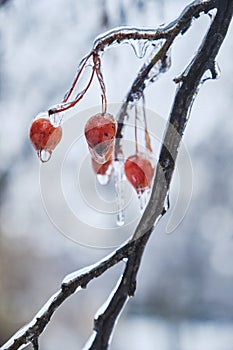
[86,230,152,350]
[86,0,233,348]
[1,1,232,349]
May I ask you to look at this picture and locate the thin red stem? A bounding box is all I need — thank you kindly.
[49,67,95,114]
[142,95,153,153]
[63,51,94,103]
[94,54,108,114]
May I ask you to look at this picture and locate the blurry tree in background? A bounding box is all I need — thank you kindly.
[0,1,233,350]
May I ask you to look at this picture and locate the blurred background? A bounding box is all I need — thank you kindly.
[0,0,233,349]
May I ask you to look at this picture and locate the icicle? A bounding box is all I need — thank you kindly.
[137,187,151,212]
[114,156,125,226]
[127,38,151,59]
[38,149,52,163]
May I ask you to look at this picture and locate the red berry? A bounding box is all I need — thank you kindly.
[92,158,112,175]
[124,153,154,193]
[30,118,62,159]
[84,113,116,164]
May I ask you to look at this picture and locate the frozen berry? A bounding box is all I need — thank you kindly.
[84,113,116,164]
[30,118,62,162]
[124,153,154,193]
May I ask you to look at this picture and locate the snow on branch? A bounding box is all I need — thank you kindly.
[1,0,232,349]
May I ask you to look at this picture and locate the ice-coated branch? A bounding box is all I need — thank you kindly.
[114,0,219,157]
[92,0,216,53]
[134,0,233,241]
[50,0,217,117]
[85,229,152,350]
[86,0,233,349]
[1,1,232,350]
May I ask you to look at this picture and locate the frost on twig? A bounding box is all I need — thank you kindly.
[1,0,232,349]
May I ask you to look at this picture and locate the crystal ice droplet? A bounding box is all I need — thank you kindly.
[92,158,113,185]
[38,149,52,163]
[97,174,110,186]
[114,158,125,226]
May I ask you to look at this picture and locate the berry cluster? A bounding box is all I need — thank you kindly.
[29,51,155,218]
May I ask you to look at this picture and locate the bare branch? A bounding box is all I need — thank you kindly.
[114,0,219,157]
[92,0,217,53]
[86,0,233,348]
[1,1,232,349]
[133,0,233,243]
[86,230,152,350]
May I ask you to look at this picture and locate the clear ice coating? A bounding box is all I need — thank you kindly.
[93,26,162,53]
[34,111,49,121]
[146,47,171,84]
[38,149,52,163]
[88,142,114,165]
[207,7,217,19]
[126,38,151,59]
[114,158,125,226]
[63,53,93,103]
[49,104,64,126]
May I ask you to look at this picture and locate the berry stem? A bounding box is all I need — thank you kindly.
[142,94,153,154]
[63,51,94,103]
[49,67,95,115]
[93,53,108,114]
